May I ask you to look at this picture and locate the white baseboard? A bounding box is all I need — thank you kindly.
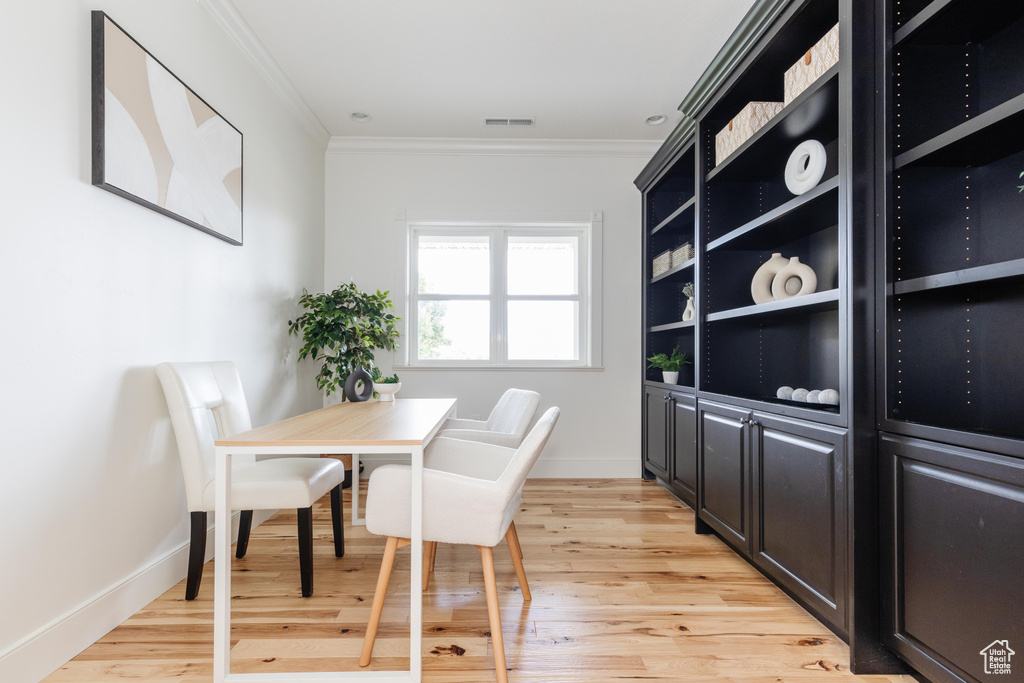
[0,510,271,683]
[528,458,639,478]
[359,456,639,479]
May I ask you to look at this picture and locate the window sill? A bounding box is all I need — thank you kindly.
[393,365,604,372]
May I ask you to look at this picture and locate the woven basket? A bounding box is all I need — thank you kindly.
[653,250,672,277]
[672,243,694,266]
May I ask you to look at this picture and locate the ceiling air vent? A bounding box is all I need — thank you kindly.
[484,117,536,127]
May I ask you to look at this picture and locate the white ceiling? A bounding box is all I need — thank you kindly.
[231,0,758,141]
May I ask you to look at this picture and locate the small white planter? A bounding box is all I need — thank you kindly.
[662,371,679,384]
[375,382,401,402]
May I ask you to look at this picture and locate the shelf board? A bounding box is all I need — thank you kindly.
[706,288,839,322]
[706,65,839,184]
[895,92,1024,169]
[651,258,696,284]
[650,320,696,333]
[651,197,696,236]
[894,0,1024,46]
[707,176,839,252]
[894,258,1024,295]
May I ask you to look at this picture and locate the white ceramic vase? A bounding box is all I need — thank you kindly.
[663,371,679,384]
[771,257,818,300]
[751,252,789,304]
[682,297,696,321]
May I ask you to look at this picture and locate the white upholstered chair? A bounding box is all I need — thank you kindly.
[156,361,346,599]
[437,388,541,448]
[359,407,560,683]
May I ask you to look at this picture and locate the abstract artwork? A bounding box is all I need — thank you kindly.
[92,12,243,245]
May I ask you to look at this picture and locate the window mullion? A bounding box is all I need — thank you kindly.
[493,228,506,364]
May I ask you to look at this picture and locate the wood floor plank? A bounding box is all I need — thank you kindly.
[45,479,913,683]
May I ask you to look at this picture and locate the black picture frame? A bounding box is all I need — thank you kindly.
[91,11,243,245]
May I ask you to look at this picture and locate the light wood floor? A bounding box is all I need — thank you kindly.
[47,479,909,682]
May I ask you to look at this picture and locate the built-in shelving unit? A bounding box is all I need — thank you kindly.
[881,2,1024,683]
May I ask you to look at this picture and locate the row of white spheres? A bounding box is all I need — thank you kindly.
[777,386,839,405]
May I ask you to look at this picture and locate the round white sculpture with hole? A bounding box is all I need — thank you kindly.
[785,139,827,195]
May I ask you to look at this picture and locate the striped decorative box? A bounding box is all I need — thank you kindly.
[653,250,672,277]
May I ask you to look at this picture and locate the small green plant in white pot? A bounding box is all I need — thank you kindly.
[370,367,401,402]
[647,347,691,384]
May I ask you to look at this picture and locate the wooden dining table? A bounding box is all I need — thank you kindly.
[213,397,457,683]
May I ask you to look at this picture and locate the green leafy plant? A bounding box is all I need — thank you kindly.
[683,282,695,299]
[647,347,691,372]
[370,366,400,384]
[288,283,400,396]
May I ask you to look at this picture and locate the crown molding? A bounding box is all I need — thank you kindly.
[199,0,330,149]
[326,137,662,157]
[677,0,791,119]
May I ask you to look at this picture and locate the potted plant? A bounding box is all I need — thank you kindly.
[288,282,401,398]
[370,367,401,402]
[647,347,691,384]
[682,282,696,321]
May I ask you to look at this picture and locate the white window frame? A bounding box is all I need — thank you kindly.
[394,209,603,369]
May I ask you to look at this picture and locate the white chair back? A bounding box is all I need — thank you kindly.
[156,362,254,512]
[485,389,541,438]
[495,407,559,499]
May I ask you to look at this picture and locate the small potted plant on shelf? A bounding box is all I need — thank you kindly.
[288,282,401,398]
[370,367,401,402]
[647,346,691,384]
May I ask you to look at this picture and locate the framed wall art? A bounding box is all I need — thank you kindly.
[91,11,243,245]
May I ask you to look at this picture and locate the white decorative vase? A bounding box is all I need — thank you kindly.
[662,371,679,384]
[751,252,789,304]
[771,257,818,300]
[785,139,827,195]
[374,382,401,402]
[682,297,696,321]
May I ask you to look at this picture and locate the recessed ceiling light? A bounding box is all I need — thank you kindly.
[645,114,667,126]
[351,112,372,122]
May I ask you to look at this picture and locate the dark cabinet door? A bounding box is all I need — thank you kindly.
[644,386,669,480]
[698,400,751,554]
[881,433,1024,683]
[670,392,697,507]
[752,412,848,634]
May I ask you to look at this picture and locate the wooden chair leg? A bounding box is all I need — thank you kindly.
[361,536,400,667]
[235,510,253,559]
[186,511,207,600]
[298,507,314,597]
[479,546,509,683]
[330,485,345,557]
[507,520,524,560]
[505,523,532,601]
[422,541,437,591]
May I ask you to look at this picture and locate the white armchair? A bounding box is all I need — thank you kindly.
[437,387,541,448]
[156,361,346,599]
[359,407,560,683]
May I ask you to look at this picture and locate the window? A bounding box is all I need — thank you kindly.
[405,218,599,367]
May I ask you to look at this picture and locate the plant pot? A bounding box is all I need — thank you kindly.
[663,371,679,384]
[375,382,401,402]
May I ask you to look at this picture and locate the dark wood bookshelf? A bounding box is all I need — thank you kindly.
[705,288,839,322]
[650,320,696,333]
[651,197,696,235]
[894,0,1024,46]
[650,258,696,284]
[894,92,1024,169]
[705,65,839,183]
[707,176,839,251]
[893,257,1024,295]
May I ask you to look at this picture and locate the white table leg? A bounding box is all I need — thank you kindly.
[213,447,232,683]
[410,444,423,682]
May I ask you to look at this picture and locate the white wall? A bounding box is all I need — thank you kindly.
[0,2,325,679]
[325,142,654,478]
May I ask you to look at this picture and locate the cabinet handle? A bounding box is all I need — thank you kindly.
[740,418,749,425]
[750,420,760,427]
